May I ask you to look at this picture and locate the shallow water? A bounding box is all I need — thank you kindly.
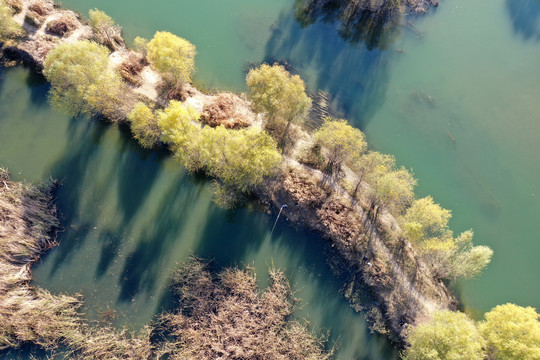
[1,0,540,357]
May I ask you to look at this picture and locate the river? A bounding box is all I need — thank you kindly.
[1,0,539,358]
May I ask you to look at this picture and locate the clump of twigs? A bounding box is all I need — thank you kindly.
[4,0,23,13]
[200,93,253,129]
[45,13,79,37]
[153,257,332,360]
[119,51,148,86]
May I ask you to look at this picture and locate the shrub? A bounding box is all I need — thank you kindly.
[147,31,196,88]
[127,102,160,148]
[43,40,129,121]
[403,310,485,360]
[119,51,148,86]
[0,0,24,40]
[88,9,124,51]
[45,13,79,36]
[200,93,252,129]
[246,63,311,150]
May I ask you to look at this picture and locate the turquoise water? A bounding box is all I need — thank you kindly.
[1,0,540,357]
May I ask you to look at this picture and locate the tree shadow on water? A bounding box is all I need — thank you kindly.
[116,173,209,302]
[294,0,402,51]
[265,5,396,128]
[41,117,109,277]
[506,0,540,41]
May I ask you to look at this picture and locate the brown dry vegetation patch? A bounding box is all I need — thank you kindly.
[155,258,331,360]
[200,93,253,129]
[45,13,79,36]
[282,166,330,208]
[119,51,148,86]
[4,0,23,13]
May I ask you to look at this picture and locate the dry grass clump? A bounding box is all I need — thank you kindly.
[119,51,148,86]
[201,93,253,129]
[24,0,52,28]
[282,166,330,208]
[4,0,23,13]
[317,194,364,245]
[45,14,79,36]
[154,258,331,360]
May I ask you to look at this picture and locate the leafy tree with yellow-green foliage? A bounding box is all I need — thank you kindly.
[156,101,281,193]
[403,197,493,280]
[147,31,196,87]
[403,305,540,360]
[43,40,127,121]
[198,125,282,192]
[127,103,160,148]
[350,151,395,197]
[480,304,540,360]
[88,9,124,51]
[402,310,485,360]
[370,167,416,217]
[313,117,367,177]
[246,64,311,151]
[0,0,25,42]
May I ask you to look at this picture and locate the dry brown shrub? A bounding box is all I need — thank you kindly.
[119,51,148,86]
[28,1,49,16]
[45,14,78,36]
[317,195,364,244]
[155,257,331,360]
[200,93,252,129]
[282,166,330,208]
[4,0,23,13]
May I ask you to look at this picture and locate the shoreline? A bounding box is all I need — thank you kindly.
[1,0,457,348]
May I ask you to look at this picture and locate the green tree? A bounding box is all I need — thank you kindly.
[127,102,160,148]
[0,0,24,42]
[157,100,201,169]
[403,310,485,360]
[43,40,127,120]
[246,64,311,151]
[198,126,282,192]
[404,196,452,243]
[403,197,493,280]
[313,118,367,177]
[88,9,124,51]
[147,31,196,87]
[350,151,395,197]
[370,167,416,217]
[480,303,540,360]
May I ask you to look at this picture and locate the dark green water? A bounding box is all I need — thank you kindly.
[1,0,540,358]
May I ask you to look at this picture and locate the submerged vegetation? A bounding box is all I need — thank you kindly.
[0,169,329,359]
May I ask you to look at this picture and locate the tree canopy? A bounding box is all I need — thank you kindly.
[480,304,540,360]
[43,40,127,120]
[246,63,311,150]
[127,102,160,148]
[313,117,367,176]
[156,101,281,193]
[403,197,493,280]
[147,31,196,86]
[403,310,485,360]
[88,9,124,51]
